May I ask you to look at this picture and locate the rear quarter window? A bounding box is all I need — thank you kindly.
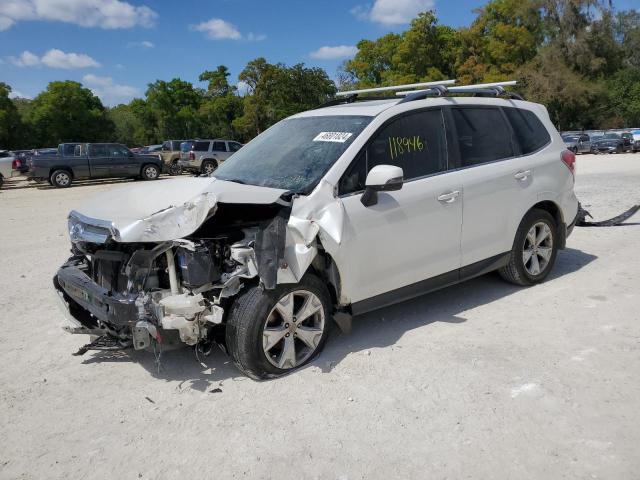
[503,108,551,155]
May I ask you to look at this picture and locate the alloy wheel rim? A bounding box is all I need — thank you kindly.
[522,221,553,276]
[204,163,216,174]
[56,172,70,185]
[263,290,325,370]
[145,166,158,178]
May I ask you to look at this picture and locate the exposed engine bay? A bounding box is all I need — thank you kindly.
[54,192,337,359]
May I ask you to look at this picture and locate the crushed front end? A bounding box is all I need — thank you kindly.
[55,202,284,356]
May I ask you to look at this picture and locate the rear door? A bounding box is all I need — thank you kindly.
[87,144,110,178]
[336,108,463,306]
[450,106,550,267]
[212,141,230,162]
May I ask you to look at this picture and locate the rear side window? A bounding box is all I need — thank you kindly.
[228,142,242,152]
[194,141,210,151]
[503,108,551,155]
[89,144,108,157]
[212,141,227,152]
[181,141,194,152]
[451,107,513,167]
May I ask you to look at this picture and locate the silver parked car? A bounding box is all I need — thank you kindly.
[561,133,592,154]
[178,139,243,174]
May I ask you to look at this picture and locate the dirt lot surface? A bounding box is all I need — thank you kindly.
[1,154,639,479]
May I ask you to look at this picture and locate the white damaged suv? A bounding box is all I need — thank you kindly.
[55,81,579,379]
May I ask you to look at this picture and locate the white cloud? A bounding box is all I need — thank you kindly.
[42,49,101,68]
[310,45,358,60]
[191,18,241,40]
[128,40,154,48]
[9,50,41,67]
[352,0,435,25]
[190,17,266,41]
[82,74,139,105]
[0,0,157,30]
[8,49,100,69]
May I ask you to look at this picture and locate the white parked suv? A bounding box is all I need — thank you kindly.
[54,81,579,379]
[178,139,243,174]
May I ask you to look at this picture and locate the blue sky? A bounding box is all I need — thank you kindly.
[0,0,638,106]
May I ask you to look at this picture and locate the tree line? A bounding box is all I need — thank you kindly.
[1,0,639,150]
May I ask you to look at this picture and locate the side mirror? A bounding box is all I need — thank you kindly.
[361,165,404,207]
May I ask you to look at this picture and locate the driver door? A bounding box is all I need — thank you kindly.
[335,108,463,310]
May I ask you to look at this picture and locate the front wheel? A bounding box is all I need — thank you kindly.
[141,164,160,180]
[499,209,558,286]
[226,275,332,380]
[201,160,217,175]
[50,169,72,188]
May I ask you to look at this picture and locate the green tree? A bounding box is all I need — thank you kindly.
[28,81,114,147]
[144,78,203,141]
[234,59,335,139]
[108,104,146,146]
[0,83,25,149]
[607,67,640,126]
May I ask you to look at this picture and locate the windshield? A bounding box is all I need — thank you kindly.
[213,115,372,192]
[604,133,621,139]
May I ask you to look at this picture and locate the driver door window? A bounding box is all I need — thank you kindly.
[339,109,448,195]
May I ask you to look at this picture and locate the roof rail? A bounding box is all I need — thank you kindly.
[335,80,456,97]
[397,80,523,103]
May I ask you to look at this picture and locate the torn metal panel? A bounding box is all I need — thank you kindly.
[254,209,289,289]
[276,180,346,285]
[69,178,289,243]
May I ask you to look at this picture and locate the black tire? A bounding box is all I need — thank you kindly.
[0,174,4,190]
[226,274,332,380]
[169,160,182,176]
[616,145,623,154]
[201,160,217,175]
[141,164,160,180]
[50,169,72,188]
[499,209,558,286]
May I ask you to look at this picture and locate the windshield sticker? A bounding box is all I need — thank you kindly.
[313,132,353,143]
[388,136,424,160]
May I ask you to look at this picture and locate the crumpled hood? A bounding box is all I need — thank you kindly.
[72,177,288,243]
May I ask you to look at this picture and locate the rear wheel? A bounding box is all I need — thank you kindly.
[141,164,160,180]
[0,174,4,189]
[201,160,217,175]
[226,275,331,379]
[169,160,182,176]
[499,209,558,286]
[50,169,72,188]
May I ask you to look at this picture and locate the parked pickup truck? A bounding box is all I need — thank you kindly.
[28,143,163,188]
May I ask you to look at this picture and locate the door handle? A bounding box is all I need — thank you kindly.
[437,190,460,203]
[514,170,531,181]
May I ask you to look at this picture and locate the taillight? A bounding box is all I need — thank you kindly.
[189,151,195,160]
[11,159,21,170]
[561,149,576,175]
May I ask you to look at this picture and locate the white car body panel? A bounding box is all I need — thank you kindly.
[336,172,463,303]
[66,95,578,310]
[72,177,287,243]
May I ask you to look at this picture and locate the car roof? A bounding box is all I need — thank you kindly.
[293,96,546,121]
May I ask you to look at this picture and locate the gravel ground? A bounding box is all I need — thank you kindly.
[0,153,639,480]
